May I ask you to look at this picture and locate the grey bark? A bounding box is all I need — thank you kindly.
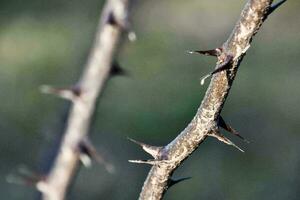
[134,0,283,199]
[38,0,130,199]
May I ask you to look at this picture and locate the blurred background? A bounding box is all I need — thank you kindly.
[0,0,299,199]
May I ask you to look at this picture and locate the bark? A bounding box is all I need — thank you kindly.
[38,0,130,199]
[134,0,283,199]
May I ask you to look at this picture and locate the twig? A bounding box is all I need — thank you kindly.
[133,0,285,199]
[39,0,131,199]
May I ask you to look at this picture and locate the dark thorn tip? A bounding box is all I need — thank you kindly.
[168,177,192,188]
[268,0,287,15]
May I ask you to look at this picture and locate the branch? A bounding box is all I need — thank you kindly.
[134,0,285,199]
[38,0,131,199]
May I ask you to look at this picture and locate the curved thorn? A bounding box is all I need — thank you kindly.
[128,137,162,159]
[200,74,211,85]
[268,0,287,15]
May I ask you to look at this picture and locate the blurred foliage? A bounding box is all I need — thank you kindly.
[0,0,299,199]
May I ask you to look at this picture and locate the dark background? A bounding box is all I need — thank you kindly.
[0,0,299,199]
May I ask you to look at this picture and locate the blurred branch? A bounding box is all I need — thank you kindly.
[132,0,284,199]
[38,0,131,199]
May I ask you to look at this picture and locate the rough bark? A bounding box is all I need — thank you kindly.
[134,0,283,199]
[38,0,130,199]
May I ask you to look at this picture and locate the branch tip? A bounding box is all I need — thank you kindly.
[128,137,162,159]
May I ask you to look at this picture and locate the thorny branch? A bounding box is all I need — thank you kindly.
[37,0,132,199]
[130,0,286,199]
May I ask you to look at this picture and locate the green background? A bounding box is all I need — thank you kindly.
[0,0,299,199]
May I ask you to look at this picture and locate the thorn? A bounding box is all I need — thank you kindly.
[106,11,136,42]
[39,85,81,101]
[79,138,115,173]
[208,130,244,152]
[128,159,162,165]
[7,166,45,187]
[79,153,92,168]
[218,116,250,143]
[107,11,118,26]
[188,48,222,57]
[211,54,234,75]
[128,137,162,159]
[168,177,192,188]
[110,61,127,76]
[199,54,233,85]
[268,0,287,15]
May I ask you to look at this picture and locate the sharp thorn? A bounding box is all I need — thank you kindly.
[218,116,250,143]
[107,11,118,26]
[110,61,127,76]
[39,85,80,101]
[6,174,27,185]
[268,0,287,15]
[128,159,162,165]
[7,166,45,187]
[79,153,92,168]
[168,177,192,188]
[128,137,162,159]
[107,10,135,42]
[209,131,244,152]
[188,48,222,57]
[211,54,233,75]
[199,54,233,85]
[78,138,115,173]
